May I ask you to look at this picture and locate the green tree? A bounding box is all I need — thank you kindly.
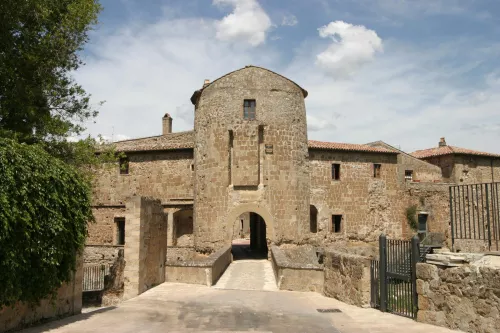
[0,0,102,148]
[0,139,92,307]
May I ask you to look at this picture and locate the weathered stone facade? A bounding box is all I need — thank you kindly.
[87,66,500,263]
[308,150,401,243]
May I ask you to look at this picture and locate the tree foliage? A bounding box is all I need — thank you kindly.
[0,0,102,146]
[0,139,92,307]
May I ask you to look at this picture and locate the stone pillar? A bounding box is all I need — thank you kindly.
[123,196,142,300]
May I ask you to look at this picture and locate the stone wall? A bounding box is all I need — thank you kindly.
[92,150,194,206]
[398,151,443,183]
[165,245,232,286]
[270,245,323,292]
[193,66,310,251]
[123,196,168,300]
[88,206,126,245]
[368,141,442,183]
[323,250,372,307]
[309,150,401,243]
[416,259,500,333]
[424,155,500,184]
[453,155,500,184]
[401,182,451,239]
[0,256,83,333]
[83,245,123,265]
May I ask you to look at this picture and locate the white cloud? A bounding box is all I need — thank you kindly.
[213,0,272,46]
[316,21,383,77]
[76,13,279,141]
[76,8,500,155]
[281,14,298,26]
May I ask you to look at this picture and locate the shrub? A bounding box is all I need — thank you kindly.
[406,205,418,231]
[0,139,92,307]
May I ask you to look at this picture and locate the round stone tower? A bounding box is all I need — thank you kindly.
[190,66,310,252]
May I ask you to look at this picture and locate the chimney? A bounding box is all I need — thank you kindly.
[162,113,172,135]
[203,79,210,88]
[439,137,447,147]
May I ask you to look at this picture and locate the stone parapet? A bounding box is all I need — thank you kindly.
[323,250,372,307]
[270,245,323,292]
[165,245,232,286]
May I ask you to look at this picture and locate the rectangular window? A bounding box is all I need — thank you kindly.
[115,217,125,245]
[417,214,428,234]
[332,215,342,233]
[119,156,129,175]
[243,99,256,120]
[405,170,413,182]
[332,163,340,180]
[373,164,381,178]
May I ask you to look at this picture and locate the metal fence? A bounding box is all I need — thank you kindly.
[370,235,420,319]
[370,260,380,308]
[83,265,109,292]
[450,182,500,251]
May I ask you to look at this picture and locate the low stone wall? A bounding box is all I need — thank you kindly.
[271,245,324,292]
[166,245,232,286]
[0,257,83,333]
[323,250,371,307]
[416,257,500,333]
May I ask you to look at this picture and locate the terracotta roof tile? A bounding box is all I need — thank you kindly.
[112,131,194,152]
[109,134,396,154]
[308,140,397,154]
[411,145,500,159]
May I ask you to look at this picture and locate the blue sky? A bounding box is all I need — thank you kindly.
[76,0,500,153]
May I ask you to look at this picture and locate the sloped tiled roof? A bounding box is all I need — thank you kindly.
[411,145,500,159]
[308,140,397,154]
[110,133,396,154]
[112,131,194,152]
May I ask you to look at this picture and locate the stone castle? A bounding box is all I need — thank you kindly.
[87,66,500,272]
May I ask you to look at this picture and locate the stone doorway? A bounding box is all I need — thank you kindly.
[232,212,268,260]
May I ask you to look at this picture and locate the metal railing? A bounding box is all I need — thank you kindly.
[450,182,500,251]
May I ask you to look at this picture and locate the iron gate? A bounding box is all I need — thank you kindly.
[450,182,500,251]
[370,234,420,319]
[83,265,109,292]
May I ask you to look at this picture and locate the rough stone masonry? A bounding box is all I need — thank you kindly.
[88,65,500,262]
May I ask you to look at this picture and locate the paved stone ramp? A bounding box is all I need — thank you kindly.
[20,283,461,333]
[214,260,277,291]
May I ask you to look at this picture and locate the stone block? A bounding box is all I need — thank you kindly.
[416,263,439,281]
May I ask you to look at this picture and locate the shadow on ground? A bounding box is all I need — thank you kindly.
[21,306,116,333]
[231,244,268,260]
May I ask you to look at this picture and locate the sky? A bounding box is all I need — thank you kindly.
[75,0,500,154]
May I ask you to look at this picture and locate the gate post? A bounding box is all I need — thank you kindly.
[411,235,420,317]
[379,234,387,312]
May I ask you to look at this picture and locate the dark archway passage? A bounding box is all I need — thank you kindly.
[232,212,267,260]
